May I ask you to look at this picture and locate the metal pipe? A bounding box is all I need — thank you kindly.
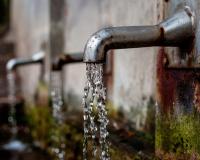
[52,52,83,70]
[6,51,44,71]
[83,7,195,63]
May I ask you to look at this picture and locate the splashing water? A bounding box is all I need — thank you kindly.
[50,71,65,160]
[51,71,64,123]
[83,63,110,160]
[7,72,17,135]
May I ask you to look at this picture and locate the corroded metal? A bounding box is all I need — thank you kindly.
[156,0,200,158]
[7,51,83,72]
[162,0,197,68]
[83,7,194,63]
[52,52,83,70]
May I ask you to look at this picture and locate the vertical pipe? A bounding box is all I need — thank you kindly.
[49,0,66,101]
[49,0,66,63]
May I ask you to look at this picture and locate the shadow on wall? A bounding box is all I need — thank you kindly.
[0,0,10,38]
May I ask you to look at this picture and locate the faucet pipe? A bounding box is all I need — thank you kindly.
[6,51,45,71]
[52,52,83,70]
[83,7,195,63]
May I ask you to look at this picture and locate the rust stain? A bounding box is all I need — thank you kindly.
[157,48,176,113]
[156,48,200,114]
[193,79,200,112]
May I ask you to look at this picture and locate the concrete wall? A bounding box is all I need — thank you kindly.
[11,0,158,129]
[11,0,49,102]
[63,0,157,128]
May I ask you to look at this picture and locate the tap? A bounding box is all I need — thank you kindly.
[52,52,83,70]
[83,7,195,63]
[6,51,45,72]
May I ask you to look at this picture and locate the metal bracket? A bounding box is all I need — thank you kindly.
[164,0,199,69]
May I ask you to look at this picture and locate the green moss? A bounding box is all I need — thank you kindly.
[26,105,54,148]
[26,104,83,159]
[156,113,200,158]
[109,147,136,160]
[34,81,50,106]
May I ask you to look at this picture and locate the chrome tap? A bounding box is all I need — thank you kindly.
[6,51,44,71]
[83,7,195,63]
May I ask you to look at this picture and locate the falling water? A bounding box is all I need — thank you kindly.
[51,71,64,123]
[7,72,17,135]
[50,71,65,160]
[83,63,110,160]
[5,71,27,151]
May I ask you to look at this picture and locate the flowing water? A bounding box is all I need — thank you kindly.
[7,72,17,135]
[83,63,110,160]
[50,71,65,160]
[5,71,27,151]
[51,71,64,123]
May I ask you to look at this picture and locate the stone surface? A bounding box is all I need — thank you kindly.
[11,0,49,102]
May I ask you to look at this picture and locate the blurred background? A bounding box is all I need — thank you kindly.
[0,0,165,159]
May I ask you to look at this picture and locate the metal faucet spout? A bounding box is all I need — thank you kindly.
[83,8,195,63]
[52,52,83,70]
[6,51,44,71]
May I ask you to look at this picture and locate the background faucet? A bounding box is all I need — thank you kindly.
[6,51,45,72]
[52,52,83,71]
[83,7,194,63]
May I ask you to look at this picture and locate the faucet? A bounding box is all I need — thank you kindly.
[52,52,83,70]
[6,51,45,72]
[83,7,195,63]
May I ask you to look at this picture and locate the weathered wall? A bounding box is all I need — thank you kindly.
[11,0,158,128]
[11,0,49,102]
[63,0,111,107]
[111,1,157,127]
[63,0,157,128]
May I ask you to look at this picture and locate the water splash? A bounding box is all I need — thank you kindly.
[51,71,64,123]
[50,71,65,160]
[7,72,17,135]
[83,63,110,160]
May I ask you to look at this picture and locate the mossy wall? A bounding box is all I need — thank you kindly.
[156,113,200,159]
[156,49,200,159]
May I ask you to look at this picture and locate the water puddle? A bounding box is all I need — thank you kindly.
[3,140,27,151]
[83,63,110,160]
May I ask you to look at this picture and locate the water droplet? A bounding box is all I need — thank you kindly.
[83,63,110,160]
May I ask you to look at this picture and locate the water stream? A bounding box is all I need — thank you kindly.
[5,71,27,151]
[50,71,65,160]
[7,72,17,134]
[51,71,64,123]
[83,63,110,160]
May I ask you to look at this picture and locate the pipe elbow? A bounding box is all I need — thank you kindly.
[83,27,113,63]
[83,7,194,63]
[6,59,17,71]
[31,51,45,63]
